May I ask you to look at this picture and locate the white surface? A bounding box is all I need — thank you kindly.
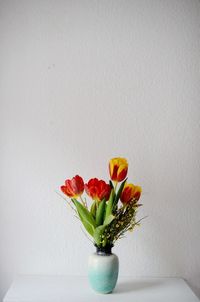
[3,276,200,302]
[0,0,200,301]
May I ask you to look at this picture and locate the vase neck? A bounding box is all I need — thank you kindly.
[95,244,113,255]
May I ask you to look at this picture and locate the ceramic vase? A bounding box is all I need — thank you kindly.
[88,245,119,294]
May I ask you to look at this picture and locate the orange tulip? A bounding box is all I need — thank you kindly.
[61,175,84,198]
[109,157,128,182]
[120,183,142,204]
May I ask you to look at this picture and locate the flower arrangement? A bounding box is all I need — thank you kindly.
[60,157,142,249]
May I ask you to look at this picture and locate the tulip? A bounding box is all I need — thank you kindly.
[120,183,142,204]
[85,178,111,202]
[109,157,128,182]
[61,175,84,198]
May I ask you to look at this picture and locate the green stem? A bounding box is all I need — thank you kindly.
[114,181,118,192]
[80,196,86,207]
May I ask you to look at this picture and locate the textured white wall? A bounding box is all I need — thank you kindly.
[0,0,200,300]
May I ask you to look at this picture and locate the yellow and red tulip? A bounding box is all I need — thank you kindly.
[61,175,84,198]
[120,183,142,204]
[85,178,111,202]
[109,157,128,182]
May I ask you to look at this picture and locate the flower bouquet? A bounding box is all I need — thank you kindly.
[60,157,142,293]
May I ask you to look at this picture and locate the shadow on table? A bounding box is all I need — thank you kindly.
[114,279,163,294]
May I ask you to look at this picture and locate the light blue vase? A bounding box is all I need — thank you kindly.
[88,246,119,294]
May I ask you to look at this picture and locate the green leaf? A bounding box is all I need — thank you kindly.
[93,225,106,246]
[109,180,114,189]
[103,214,115,226]
[72,199,96,236]
[90,200,97,219]
[96,199,106,226]
[115,178,127,205]
[105,189,115,220]
[79,214,96,237]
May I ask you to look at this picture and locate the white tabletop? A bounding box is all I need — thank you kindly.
[3,275,199,302]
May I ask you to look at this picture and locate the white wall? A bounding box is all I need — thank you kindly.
[0,0,200,300]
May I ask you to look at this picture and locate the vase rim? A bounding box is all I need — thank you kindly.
[94,244,114,255]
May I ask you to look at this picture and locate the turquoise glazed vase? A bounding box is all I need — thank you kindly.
[88,245,119,294]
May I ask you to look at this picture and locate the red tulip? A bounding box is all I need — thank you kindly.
[109,157,128,182]
[120,183,142,204]
[61,175,84,198]
[85,178,111,202]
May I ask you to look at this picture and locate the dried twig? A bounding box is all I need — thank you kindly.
[55,190,77,214]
